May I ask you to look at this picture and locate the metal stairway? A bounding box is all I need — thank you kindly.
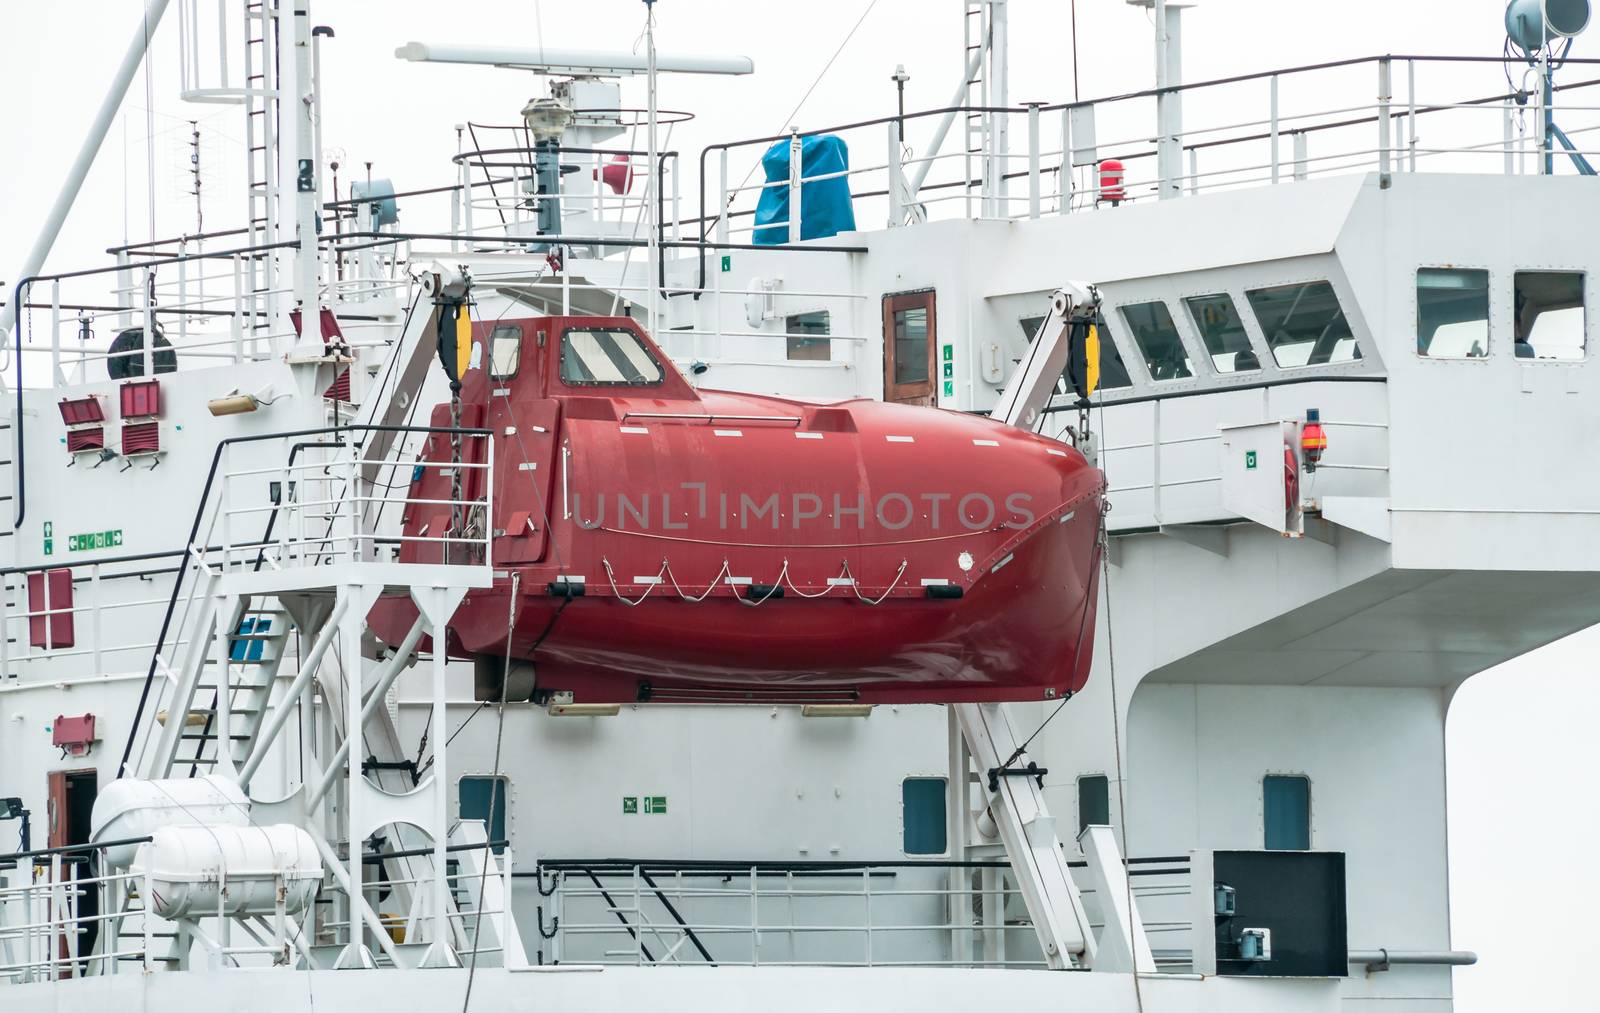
[170,598,293,775]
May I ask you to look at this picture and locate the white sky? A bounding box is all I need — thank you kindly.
[2,2,1597,1009]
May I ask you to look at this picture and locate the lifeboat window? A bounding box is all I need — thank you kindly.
[901,777,948,855]
[1120,301,1193,380]
[1263,774,1311,851]
[786,310,831,361]
[1021,314,1132,390]
[1246,280,1361,367]
[1415,268,1490,358]
[459,775,510,853]
[559,327,665,386]
[1184,294,1261,373]
[1077,774,1110,835]
[1515,270,1586,360]
[488,324,523,379]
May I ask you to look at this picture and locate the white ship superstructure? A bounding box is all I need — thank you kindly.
[2,2,1597,1010]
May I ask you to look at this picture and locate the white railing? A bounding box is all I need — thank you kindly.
[213,429,493,574]
[0,835,518,979]
[698,55,1600,242]
[0,846,158,982]
[532,857,1194,970]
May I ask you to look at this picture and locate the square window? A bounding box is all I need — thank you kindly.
[488,324,522,379]
[1263,774,1310,851]
[1120,301,1193,380]
[1185,294,1261,373]
[1515,271,1585,360]
[1247,281,1361,367]
[459,775,509,853]
[1416,268,1489,358]
[560,328,665,386]
[1077,774,1110,836]
[893,307,931,384]
[786,310,831,362]
[901,777,948,855]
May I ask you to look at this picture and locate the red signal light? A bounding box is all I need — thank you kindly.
[1300,408,1328,472]
[1098,159,1126,205]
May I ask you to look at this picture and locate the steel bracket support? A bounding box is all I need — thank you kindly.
[952,703,1095,968]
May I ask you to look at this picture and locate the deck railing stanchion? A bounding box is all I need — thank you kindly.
[1059,107,1073,214]
[788,128,803,244]
[888,121,904,226]
[1270,74,1280,183]
[1378,57,1393,187]
[1027,103,1042,219]
[1504,98,1516,175]
[50,281,62,386]
[1407,58,1418,171]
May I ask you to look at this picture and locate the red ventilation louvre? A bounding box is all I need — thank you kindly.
[122,421,161,456]
[27,569,74,649]
[67,428,105,454]
[324,368,352,403]
[120,379,161,419]
[58,395,105,426]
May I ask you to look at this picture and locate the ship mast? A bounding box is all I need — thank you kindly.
[644,0,660,339]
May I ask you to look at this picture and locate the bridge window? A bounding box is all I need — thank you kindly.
[902,777,948,855]
[1515,271,1585,360]
[1077,774,1111,835]
[1120,301,1193,380]
[1416,268,1489,358]
[459,775,510,853]
[1263,774,1311,851]
[488,324,523,379]
[1020,314,1132,391]
[1091,315,1134,390]
[559,327,665,386]
[786,310,831,362]
[1247,281,1360,367]
[1185,294,1261,373]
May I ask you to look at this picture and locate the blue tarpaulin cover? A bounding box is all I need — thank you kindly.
[753,134,856,245]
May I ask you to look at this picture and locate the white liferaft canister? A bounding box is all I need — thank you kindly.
[90,775,251,868]
[134,823,322,919]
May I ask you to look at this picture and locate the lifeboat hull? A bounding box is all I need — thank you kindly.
[367,314,1105,705]
[448,499,1101,704]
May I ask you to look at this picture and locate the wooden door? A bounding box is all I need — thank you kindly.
[47,769,99,970]
[882,290,938,406]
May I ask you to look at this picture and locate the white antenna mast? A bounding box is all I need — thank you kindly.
[644,0,660,338]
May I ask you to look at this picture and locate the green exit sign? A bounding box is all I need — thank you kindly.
[68,529,123,552]
[1245,450,1258,471]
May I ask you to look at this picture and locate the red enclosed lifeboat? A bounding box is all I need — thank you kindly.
[367,315,1106,705]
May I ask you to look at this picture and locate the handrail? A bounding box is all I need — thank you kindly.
[530,854,1191,872]
[1040,373,1389,413]
[115,423,491,779]
[618,412,803,425]
[0,835,151,864]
